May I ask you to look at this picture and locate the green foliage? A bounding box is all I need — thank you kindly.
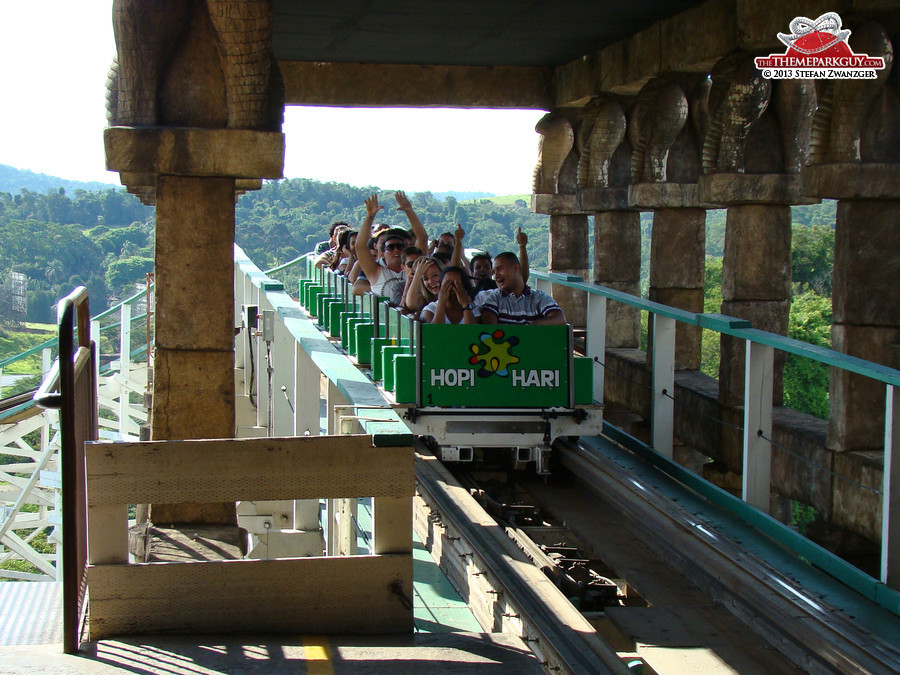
[105,256,154,293]
[235,179,551,271]
[0,188,153,315]
[792,223,834,295]
[701,257,724,378]
[784,289,832,418]
[0,325,56,373]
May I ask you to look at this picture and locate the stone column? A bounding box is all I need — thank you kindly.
[548,214,590,325]
[828,200,900,452]
[718,201,792,406]
[593,210,641,347]
[801,21,897,459]
[107,0,283,525]
[628,76,707,369]
[649,207,705,368]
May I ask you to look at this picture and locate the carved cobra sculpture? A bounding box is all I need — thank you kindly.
[702,53,772,173]
[111,0,273,130]
[206,0,273,130]
[809,22,893,163]
[631,79,688,183]
[773,79,816,173]
[533,114,574,194]
[112,0,190,126]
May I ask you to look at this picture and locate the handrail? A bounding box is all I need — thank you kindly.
[90,285,152,322]
[528,269,900,386]
[265,252,312,275]
[32,360,62,409]
[0,338,58,369]
[33,285,97,655]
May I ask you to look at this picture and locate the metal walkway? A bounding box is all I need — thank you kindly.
[0,582,61,646]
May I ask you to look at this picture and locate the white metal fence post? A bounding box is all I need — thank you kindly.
[742,340,774,513]
[586,294,607,405]
[882,384,899,588]
[651,314,675,458]
[271,318,294,437]
[118,301,132,437]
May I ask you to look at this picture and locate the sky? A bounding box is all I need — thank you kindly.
[0,2,545,196]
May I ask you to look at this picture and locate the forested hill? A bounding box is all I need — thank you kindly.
[0,164,117,194]
[234,178,548,271]
[0,175,835,330]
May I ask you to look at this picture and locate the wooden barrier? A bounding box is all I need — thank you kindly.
[84,435,413,639]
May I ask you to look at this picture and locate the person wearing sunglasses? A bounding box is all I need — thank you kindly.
[355,192,428,301]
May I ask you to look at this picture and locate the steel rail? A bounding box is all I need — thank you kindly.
[556,437,900,674]
[415,449,631,674]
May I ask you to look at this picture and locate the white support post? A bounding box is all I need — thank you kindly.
[586,294,607,405]
[882,384,900,588]
[325,498,337,556]
[90,318,101,395]
[234,266,247,378]
[338,498,358,556]
[534,277,552,297]
[742,340,774,513]
[326,380,348,436]
[651,314,675,458]
[119,302,132,437]
[255,298,271,432]
[41,348,53,455]
[271,318,294,436]
[293,342,320,437]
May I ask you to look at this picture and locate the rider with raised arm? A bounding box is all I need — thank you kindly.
[355,191,428,300]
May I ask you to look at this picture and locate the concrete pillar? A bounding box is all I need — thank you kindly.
[829,200,900,452]
[548,214,590,325]
[718,204,792,407]
[594,211,641,348]
[649,208,706,369]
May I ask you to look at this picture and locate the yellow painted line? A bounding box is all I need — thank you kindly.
[301,635,335,675]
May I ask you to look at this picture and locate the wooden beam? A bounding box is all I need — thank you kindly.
[279,61,553,109]
[85,436,413,505]
[87,554,413,639]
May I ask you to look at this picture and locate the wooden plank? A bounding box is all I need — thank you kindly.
[87,554,413,639]
[85,436,413,506]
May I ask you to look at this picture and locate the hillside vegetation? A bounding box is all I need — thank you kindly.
[0,175,835,418]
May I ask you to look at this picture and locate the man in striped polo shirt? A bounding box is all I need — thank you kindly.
[478,252,566,325]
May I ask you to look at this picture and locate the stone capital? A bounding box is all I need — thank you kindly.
[105,126,285,180]
[578,187,633,212]
[531,193,586,215]
[698,173,816,206]
[802,163,900,201]
[629,182,699,209]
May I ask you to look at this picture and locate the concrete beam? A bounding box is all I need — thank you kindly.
[279,61,553,109]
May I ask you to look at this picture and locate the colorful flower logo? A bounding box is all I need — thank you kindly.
[469,329,519,378]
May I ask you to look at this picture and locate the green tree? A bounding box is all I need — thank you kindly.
[792,223,834,295]
[784,290,832,418]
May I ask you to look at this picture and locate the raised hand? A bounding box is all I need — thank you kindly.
[516,227,528,246]
[452,278,472,307]
[395,190,412,213]
[455,224,465,242]
[365,194,383,219]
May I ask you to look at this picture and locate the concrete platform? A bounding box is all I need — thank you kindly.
[0,632,542,674]
[1,515,540,672]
